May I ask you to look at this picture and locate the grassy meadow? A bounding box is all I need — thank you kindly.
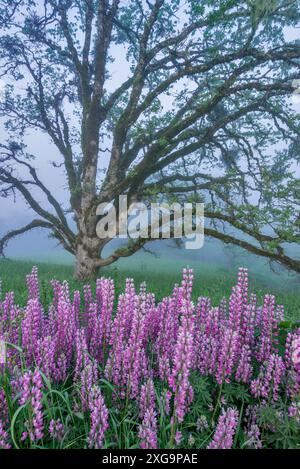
[0,257,299,321]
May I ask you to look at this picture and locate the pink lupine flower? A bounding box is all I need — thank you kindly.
[0,420,11,449]
[288,402,300,423]
[245,424,262,449]
[215,327,239,384]
[251,354,285,401]
[26,266,39,300]
[36,335,57,381]
[175,430,182,445]
[22,298,43,364]
[291,336,300,373]
[0,390,8,426]
[169,306,194,423]
[181,268,193,301]
[74,328,89,382]
[139,378,156,419]
[0,265,295,449]
[105,295,127,390]
[138,408,157,449]
[257,295,279,363]
[83,284,93,320]
[235,345,253,383]
[88,386,109,449]
[96,277,115,349]
[88,302,103,361]
[207,408,239,449]
[121,296,147,399]
[19,369,44,442]
[80,361,98,412]
[49,419,65,441]
[160,390,172,416]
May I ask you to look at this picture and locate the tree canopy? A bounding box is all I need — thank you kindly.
[0,0,300,279]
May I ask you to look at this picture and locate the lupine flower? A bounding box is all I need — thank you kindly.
[181,268,193,301]
[291,336,300,374]
[0,390,8,425]
[49,419,65,441]
[256,295,278,363]
[121,296,147,399]
[80,361,98,412]
[244,424,262,449]
[235,345,253,383]
[139,379,156,419]
[251,354,285,401]
[19,369,44,442]
[138,408,157,449]
[160,390,172,416]
[175,430,182,445]
[169,306,194,423]
[207,408,239,449]
[215,327,239,384]
[0,266,297,450]
[88,386,109,449]
[26,266,39,300]
[288,402,300,423]
[22,299,43,364]
[0,420,11,449]
[196,415,208,433]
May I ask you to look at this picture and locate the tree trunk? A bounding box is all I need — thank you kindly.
[73,207,104,281]
[74,241,99,281]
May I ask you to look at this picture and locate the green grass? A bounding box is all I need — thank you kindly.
[0,258,300,321]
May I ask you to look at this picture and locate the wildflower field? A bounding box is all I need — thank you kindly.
[0,263,300,449]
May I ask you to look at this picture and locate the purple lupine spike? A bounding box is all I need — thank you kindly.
[88,302,102,361]
[155,298,177,369]
[251,353,285,401]
[74,328,89,382]
[1,291,15,323]
[256,294,277,363]
[83,284,93,328]
[121,296,147,399]
[168,305,194,424]
[88,386,109,449]
[22,298,43,364]
[138,408,158,449]
[215,326,239,384]
[123,278,136,340]
[181,267,193,301]
[291,335,300,374]
[97,278,115,358]
[235,344,253,383]
[139,378,156,419]
[241,295,257,348]
[55,298,74,366]
[207,408,239,449]
[80,360,99,412]
[50,280,62,310]
[36,335,56,381]
[73,290,81,326]
[0,390,9,426]
[195,296,211,327]
[0,420,11,449]
[228,268,248,334]
[26,266,39,301]
[19,369,44,442]
[49,418,65,441]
